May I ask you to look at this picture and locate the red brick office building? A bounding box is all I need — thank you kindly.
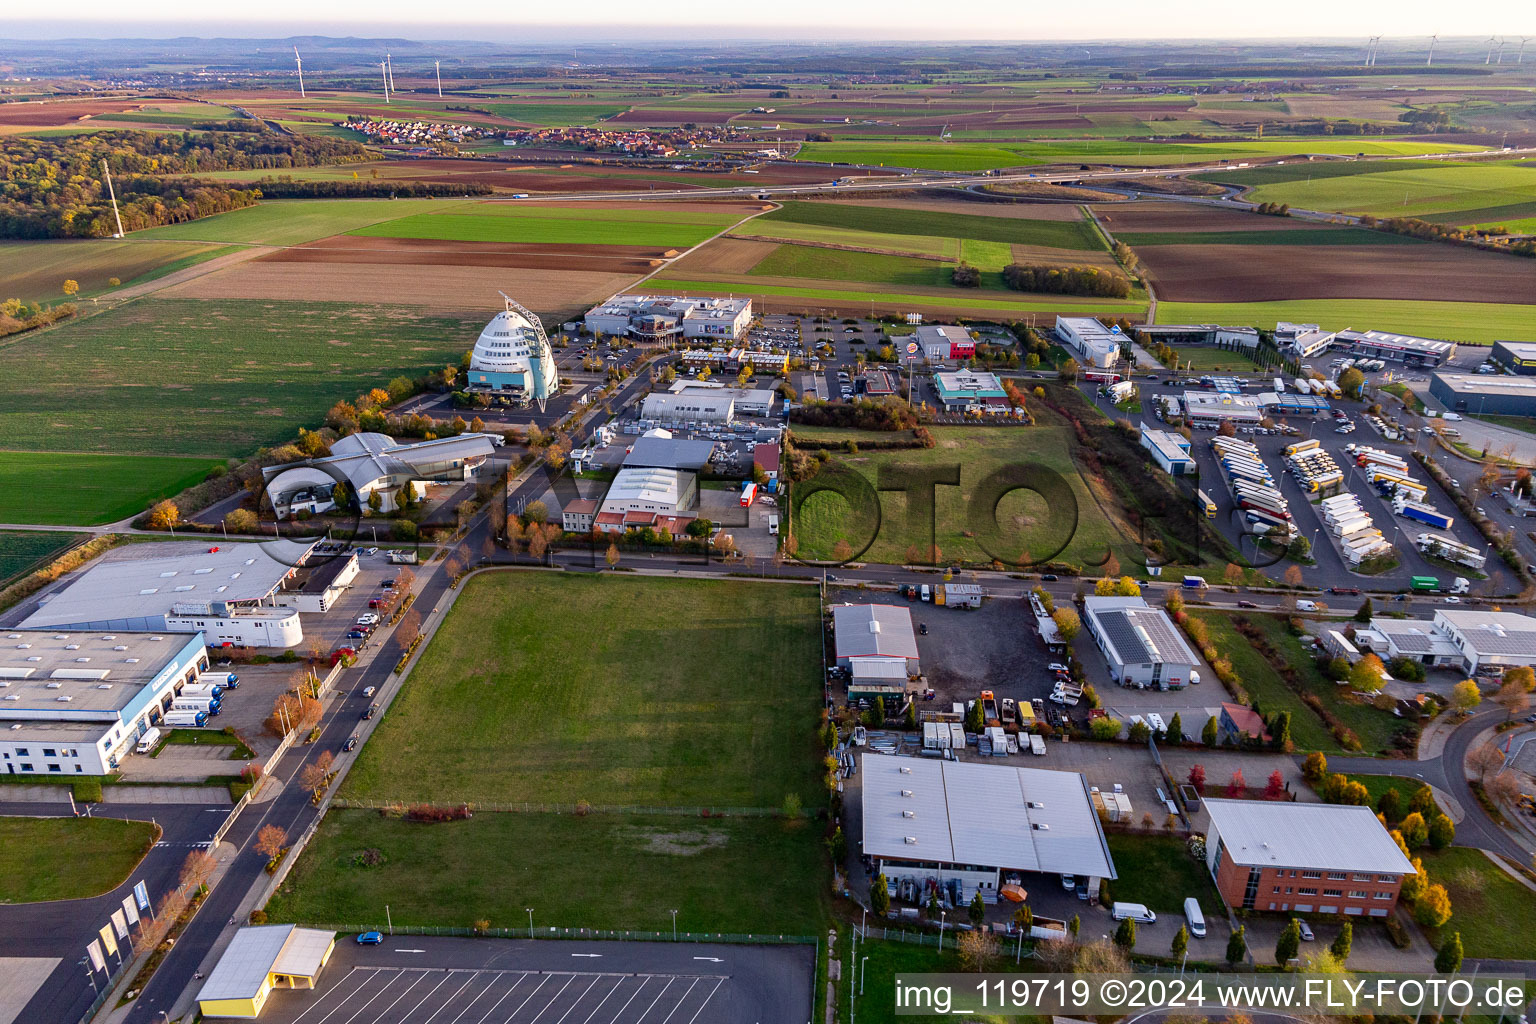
[1203,799,1415,918]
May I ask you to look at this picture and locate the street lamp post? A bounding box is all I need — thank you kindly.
[671,909,678,941]
[526,908,534,939]
[939,911,946,951]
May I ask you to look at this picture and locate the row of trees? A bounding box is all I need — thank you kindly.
[1359,213,1536,258]
[1001,263,1133,299]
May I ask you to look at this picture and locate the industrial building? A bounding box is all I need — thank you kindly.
[16,542,344,648]
[0,630,208,776]
[915,324,975,362]
[1054,317,1123,369]
[1359,609,1536,675]
[584,294,753,343]
[861,756,1115,906]
[464,295,559,407]
[1083,596,1202,689]
[932,370,1008,413]
[1430,373,1536,418]
[1139,425,1194,475]
[753,443,780,482]
[1203,799,1415,916]
[1492,341,1536,375]
[1335,329,1455,368]
[656,381,775,417]
[1181,391,1265,427]
[593,431,714,532]
[639,390,736,424]
[1136,324,1260,351]
[263,432,498,519]
[196,925,337,1019]
[832,603,920,677]
[1275,322,1337,360]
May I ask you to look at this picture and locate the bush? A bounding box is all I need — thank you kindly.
[1002,263,1132,299]
[228,780,252,802]
[406,803,473,822]
[72,778,103,803]
[1383,914,1411,949]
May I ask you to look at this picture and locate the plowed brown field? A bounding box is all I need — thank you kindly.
[260,235,664,273]
[1141,243,1536,303]
[0,99,145,127]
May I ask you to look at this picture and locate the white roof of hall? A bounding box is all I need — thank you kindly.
[19,542,310,630]
[264,433,497,492]
[1203,798,1417,874]
[861,755,1115,879]
[832,604,919,660]
[196,925,334,1002]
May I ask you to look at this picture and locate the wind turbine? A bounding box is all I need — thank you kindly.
[1485,36,1498,64]
[386,53,396,94]
[380,61,390,103]
[1370,36,1383,66]
[435,60,442,98]
[1363,36,1376,66]
[1519,37,1531,65]
[1496,37,1507,64]
[293,47,305,99]
[1426,34,1437,67]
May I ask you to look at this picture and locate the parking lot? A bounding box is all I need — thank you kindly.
[258,936,813,1024]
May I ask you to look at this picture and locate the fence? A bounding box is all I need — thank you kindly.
[320,923,816,947]
[329,798,794,818]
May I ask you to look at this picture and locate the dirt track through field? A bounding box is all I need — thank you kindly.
[1141,242,1536,303]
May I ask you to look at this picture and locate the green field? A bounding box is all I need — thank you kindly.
[342,573,822,807]
[796,139,1481,172]
[761,202,1101,250]
[90,104,240,126]
[346,203,743,248]
[1192,159,1468,188]
[264,809,827,934]
[1185,611,1336,752]
[0,816,159,902]
[750,245,960,288]
[1105,834,1220,913]
[1167,346,1260,372]
[132,198,480,246]
[0,239,228,304]
[1241,162,1536,220]
[0,452,223,525]
[647,277,1145,315]
[483,102,629,124]
[1116,228,1422,247]
[0,299,478,456]
[1156,299,1536,346]
[789,425,1140,569]
[0,531,82,588]
[1421,847,1536,960]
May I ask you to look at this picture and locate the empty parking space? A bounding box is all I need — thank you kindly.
[287,967,725,1024]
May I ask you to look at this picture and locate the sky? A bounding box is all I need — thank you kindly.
[7,0,1534,42]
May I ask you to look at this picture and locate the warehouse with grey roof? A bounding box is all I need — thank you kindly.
[1083,595,1202,689]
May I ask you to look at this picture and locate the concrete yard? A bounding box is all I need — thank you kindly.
[254,935,814,1024]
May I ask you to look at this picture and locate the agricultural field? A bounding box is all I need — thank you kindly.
[273,573,828,934]
[789,424,1145,570]
[0,816,160,902]
[132,198,482,246]
[345,201,752,248]
[759,201,1102,250]
[1155,299,1536,345]
[0,239,230,304]
[748,245,959,288]
[0,452,224,526]
[342,573,823,807]
[0,299,481,457]
[0,531,83,589]
[1225,161,1536,222]
[646,276,1145,319]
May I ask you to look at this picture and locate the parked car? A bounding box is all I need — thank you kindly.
[380,578,397,588]
[1296,919,1314,942]
[362,686,376,698]
[1041,574,1059,581]
[343,736,359,752]
[1047,663,1070,674]
[1061,873,1076,891]
[357,931,383,945]
[1237,599,1258,609]
[357,613,380,626]
[918,623,929,635]
[346,630,367,640]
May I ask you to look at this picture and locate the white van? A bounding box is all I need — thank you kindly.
[1111,902,1156,924]
[1295,599,1318,613]
[1183,897,1206,938]
[135,726,162,755]
[920,584,931,602]
[768,515,780,536]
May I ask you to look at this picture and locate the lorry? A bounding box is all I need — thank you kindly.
[199,671,239,688]
[1395,501,1453,531]
[980,689,1001,726]
[134,726,162,755]
[1283,439,1321,457]
[740,481,757,507]
[181,681,223,699]
[1411,575,1440,592]
[1451,577,1471,594]
[162,709,208,728]
[1182,575,1207,590]
[172,696,221,716]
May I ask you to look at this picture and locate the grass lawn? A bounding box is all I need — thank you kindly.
[1475,414,1536,436]
[341,573,823,807]
[761,202,1101,250]
[1105,834,1219,914]
[1156,300,1536,346]
[1167,347,1260,372]
[0,530,82,588]
[0,238,227,305]
[0,452,223,525]
[839,938,1046,1024]
[265,809,827,934]
[1187,611,1336,752]
[789,424,1140,570]
[1344,774,1439,816]
[0,299,480,457]
[749,245,965,289]
[132,198,480,246]
[0,816,159,902]
[347,203,746,248]
[1421,847,1536,960]
[159,728,256,759]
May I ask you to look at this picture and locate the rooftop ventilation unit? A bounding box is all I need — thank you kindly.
[902,809,915,818]
[904,836,918,844]
[899,766,912,774]
[1032,823,1050,831]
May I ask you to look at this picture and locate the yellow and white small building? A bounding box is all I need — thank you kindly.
[197,925,336,1019]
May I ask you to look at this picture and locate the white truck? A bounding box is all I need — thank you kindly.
[1029,734,1046,756]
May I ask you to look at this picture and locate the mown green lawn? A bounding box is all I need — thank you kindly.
[0,299,479,456]
[341,573,823,807]
[264,809,828,935]
[132,198,479,246]
[0,452,223,525]
[1156,300,1536,346]
[761,202,1101,250]
[1186,611,1337,752]
[1421,847,1536,960]
[1106,834,1219,913]
[0,817,159,902]
[0,531,82,588]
